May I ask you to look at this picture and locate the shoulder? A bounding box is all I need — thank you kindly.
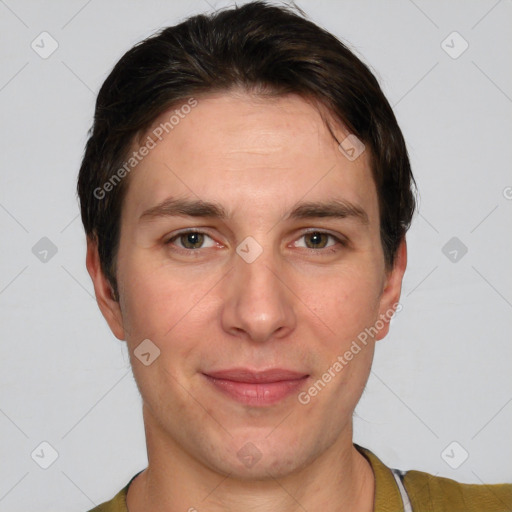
[85,470,143,512]
[403,469,512,512]
[355,444,511,511]
[85,483,129,512]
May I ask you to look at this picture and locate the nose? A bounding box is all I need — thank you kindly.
[220,245,297,344]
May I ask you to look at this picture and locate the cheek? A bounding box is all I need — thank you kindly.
[297,264,383,340]
[118,268,168,340]
[118,254,219,353]
[119,268,207,400]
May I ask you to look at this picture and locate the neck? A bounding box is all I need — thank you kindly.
[127,411,375,512]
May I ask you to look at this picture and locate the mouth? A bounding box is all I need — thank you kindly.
[202,368,310,407]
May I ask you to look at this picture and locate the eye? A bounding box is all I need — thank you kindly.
[166,230,216,250]
[165,229,345,254]
[293,231,344,251]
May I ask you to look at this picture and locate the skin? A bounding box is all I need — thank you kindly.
[86,90,407,512]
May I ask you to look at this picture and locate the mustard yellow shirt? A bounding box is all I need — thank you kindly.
[88,444,512,511]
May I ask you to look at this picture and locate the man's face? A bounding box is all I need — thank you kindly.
[92,91,405,478]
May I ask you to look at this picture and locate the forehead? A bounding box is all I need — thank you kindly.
[122,91,378,225]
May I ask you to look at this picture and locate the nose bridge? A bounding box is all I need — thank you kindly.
[221,237,296,342]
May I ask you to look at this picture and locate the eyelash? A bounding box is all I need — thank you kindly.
[164,229,347,255]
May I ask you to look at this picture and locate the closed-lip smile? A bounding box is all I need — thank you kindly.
[202,368,310,406]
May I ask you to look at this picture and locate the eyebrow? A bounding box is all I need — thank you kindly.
[139,197,369,225]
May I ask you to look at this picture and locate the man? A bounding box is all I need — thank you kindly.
[77,2,511,510]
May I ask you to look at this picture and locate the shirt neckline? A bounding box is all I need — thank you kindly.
[355,443,406,512]
[120,445,406,512]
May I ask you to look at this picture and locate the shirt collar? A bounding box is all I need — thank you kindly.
[355,443,406,512]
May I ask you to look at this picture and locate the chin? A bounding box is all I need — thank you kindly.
[202,434,316,481]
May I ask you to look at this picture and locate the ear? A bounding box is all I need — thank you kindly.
[375,238,407,341]
[85,236,125,341]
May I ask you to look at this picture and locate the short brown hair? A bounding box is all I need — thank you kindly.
[77,0,416,300]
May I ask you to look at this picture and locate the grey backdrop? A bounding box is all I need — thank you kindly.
[1,0,511,510]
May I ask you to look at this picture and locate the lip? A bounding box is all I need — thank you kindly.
[202,368,310,406]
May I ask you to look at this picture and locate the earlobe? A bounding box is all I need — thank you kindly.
[375,238,407,341]
[85,236,126,341]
